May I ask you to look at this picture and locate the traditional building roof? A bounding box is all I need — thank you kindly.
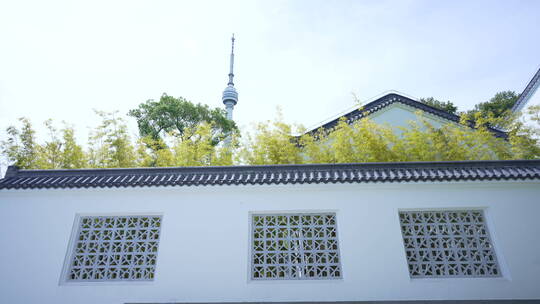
[1,159,538,190]
[305,93,507,138]
[512,66,540,113]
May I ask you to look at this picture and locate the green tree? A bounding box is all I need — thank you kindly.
[239,111,304,165]
[33,120,89,169]
[135,137,174,167]
[420,97,458,114]
[468,91,519,120]
[1,118,88,169]
[136,122,236,167]
[241,109,539,165]
[60,123,88,168]
[172,122,236,166]
[1,117,39,169]
[88,111,137,168]
[3,104,539,172]
[506,105,540,159]
[35,119,63,169]
[128,94,237,147]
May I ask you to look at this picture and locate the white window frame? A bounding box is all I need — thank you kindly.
[60,213,163,285]
[249,211,343,281]
[398,208,502,279]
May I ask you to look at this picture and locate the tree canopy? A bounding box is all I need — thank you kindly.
[1,118,87,169]
[238,109,540,165]
[2,92,539,171]
[421,91,520,121]
[419,97,458,115]
[1,110,236,170]
[466,90,519,119]
[128,94,237,146]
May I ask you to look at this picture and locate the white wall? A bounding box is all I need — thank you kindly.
[520,87,540,130]
[369,103,448,131]
[0,180,539,304]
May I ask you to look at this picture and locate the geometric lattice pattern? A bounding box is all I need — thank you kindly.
[67,215,162,282]
[399,210,500,278]
[251,213,341,280]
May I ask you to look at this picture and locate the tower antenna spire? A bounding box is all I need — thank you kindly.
[228,34,235,85]
[222,34,238,121]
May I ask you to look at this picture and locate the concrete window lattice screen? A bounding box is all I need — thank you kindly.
[66,215,162,282]
[399,210,501,278]
[251,213,342,280]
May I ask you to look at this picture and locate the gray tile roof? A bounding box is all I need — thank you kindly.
[1,160,539,190]
[512,66,540,113]
[305,93,507,138]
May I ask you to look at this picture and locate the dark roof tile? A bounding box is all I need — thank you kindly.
[306,93,507,138]
[1,160,539,190]
[512,66,540,113]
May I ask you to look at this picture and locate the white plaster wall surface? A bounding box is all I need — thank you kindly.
[369,103,447,130]
[522,88,540,129]
[0,181,539,304]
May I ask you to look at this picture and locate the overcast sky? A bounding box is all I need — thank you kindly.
[1,0,539,144]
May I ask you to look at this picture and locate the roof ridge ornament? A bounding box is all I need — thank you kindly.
[4,165,19,178]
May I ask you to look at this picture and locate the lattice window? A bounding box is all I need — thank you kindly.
[66,215,162,282]
[251,213,342,280]
[399,210,500,278]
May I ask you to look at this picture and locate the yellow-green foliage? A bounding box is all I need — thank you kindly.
[35,120,88,169]
[1,118,88,169]
[243,108,540,165]
[136,122,236,167]
[2,107,539,170]
[87,111,137,168]
[238,111,304,165]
